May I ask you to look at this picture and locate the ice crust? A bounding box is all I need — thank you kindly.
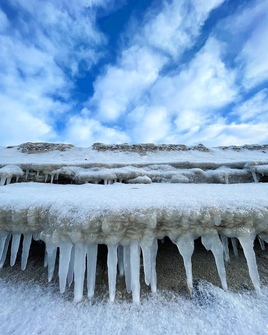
[0,143,268,303]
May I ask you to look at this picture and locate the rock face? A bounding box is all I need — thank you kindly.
[0,142,268,303]
[92,143,210,152]
[17,142,74,154]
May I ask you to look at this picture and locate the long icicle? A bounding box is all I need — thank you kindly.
[67,245,75,287]
[150,239,158,294]
[73,243,87,303]
[231,238,239,257]
[176,234,194,296]
[46,243,57,282]
[87,243,98,299]
[117,245,124,276]
[0,233,11,268]
[123,245,131,294]
[130,241,140,304]
[58,242,73,293]
[221,235,230,263]
[202,233,228,291]
[107,245,118,302]
[141,244,152,286]
[21,233,32,270]
[238,232,260,292]
[0,232,9,260]
[10,233,21,266]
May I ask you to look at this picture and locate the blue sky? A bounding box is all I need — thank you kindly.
[0,0,267,147]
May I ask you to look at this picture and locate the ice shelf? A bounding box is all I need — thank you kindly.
[0,142,268,303]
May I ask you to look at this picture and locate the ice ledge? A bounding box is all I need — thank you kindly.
[1,183,268,303]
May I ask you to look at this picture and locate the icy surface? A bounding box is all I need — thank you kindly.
[0,278,268,335]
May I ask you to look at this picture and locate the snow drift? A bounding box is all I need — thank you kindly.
[0,142,268,303]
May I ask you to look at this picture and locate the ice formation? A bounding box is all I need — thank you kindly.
[0,142,268,303]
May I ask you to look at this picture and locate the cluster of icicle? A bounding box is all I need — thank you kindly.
[0,230,265,303]
[1,163,268,187]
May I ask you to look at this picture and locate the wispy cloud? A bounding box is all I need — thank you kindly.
[0,0,111,145]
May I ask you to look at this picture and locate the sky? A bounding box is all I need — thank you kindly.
[0,0,267,147]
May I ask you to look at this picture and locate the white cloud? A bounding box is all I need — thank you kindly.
[0,8,9,32]
[91,46,167,122]
[217,0,268,89]
[143,0,225,58]
[127,106,171,143]
[64,113,129,147]
[89,0,225,123]
[239,21,268,88]
[147,38,238,132]
[232,89,268,123]
[0,0,113,145]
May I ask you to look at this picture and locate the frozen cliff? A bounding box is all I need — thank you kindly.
[0,142,268,303]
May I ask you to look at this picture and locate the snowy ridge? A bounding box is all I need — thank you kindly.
[0,143,268,303]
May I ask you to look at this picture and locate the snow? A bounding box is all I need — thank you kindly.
[0,144,267,166]
[0,277,268,335]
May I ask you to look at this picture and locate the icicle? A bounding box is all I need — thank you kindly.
[150,239,158,294]
[58,242,73,293]
[107,245,118,302]
[238,233,260,292]
[46,243,57,282]
[87,243,98,299]
[221,235,230,263]
[201,234,228,291]
[118,245,124,276]
[73,243,87,303]
[0,234,11,268]
[67,246,75,286]
[130,242,140,304]
[231,238,239,257]
[0,177,6,186]
[251,170,259,183]
[6,177,11,185]
[0,232,9,260]
[224,174,229,184]
[21,233,32,270]
[25,170,29,181]
[44,251,48,267]
[50,175,54,184]
[141,245,152,286]
[123,245,131,293]
[104,179,107,185]
[10,233,21,266]
[175,234,194,296]
[258,236,265,251]
[44,174,48,183]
